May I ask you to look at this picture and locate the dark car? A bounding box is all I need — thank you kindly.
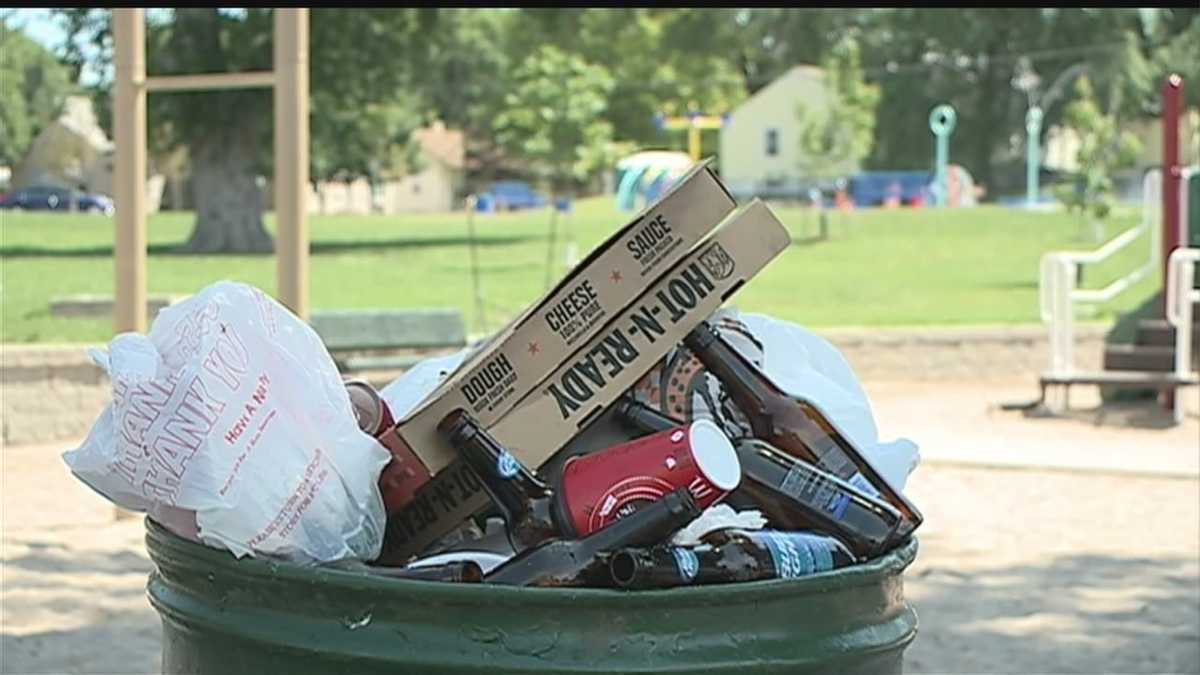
[475,181,547,212]
[0,185,115,215]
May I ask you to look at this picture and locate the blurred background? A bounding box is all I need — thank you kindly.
[1,8,1197,340]
[0,8,1198,675]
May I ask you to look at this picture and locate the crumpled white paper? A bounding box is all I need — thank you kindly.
[670,504,768,546]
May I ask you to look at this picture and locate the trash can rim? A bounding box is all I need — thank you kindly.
[146,517,917,607]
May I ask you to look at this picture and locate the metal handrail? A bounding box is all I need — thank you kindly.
[1039,169,1161,377]
[1165,247,1199,423]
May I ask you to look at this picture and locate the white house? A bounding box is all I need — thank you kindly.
[719,65,848,198]
[308,121,466,215]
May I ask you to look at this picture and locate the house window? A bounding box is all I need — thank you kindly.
[765,129,779,157]
[412,181,421,194]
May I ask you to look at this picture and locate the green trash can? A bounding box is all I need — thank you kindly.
[145,518,919,674]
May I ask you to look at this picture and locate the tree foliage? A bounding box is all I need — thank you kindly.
[1055,76,1142,222]
[796,35,880,179]
[40,6,1200,225]
[493,45,615,194]
[0,23,74,167]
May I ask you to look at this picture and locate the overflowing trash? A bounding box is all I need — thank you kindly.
[63,160,923,591]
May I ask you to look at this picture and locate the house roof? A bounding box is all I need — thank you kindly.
[733,65,826,115]
[55,96,113,152]
[415,121,464,169]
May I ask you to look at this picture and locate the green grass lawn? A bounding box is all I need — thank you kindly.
[0,197,1159,343]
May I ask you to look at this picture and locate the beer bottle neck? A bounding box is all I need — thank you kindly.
[579,488,701,556]
[614,397,685,435]
[682,322,773,420]
[488,489,701,587]
[609,546,704,588]
[439,411,551,518]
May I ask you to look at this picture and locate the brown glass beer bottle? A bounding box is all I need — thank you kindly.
[615,398,904,558]
[610,528,855,589]
[681,322,922,538]
[438,409,559,553]
[486,487,701,587]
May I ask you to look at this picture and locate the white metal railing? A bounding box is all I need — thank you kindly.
[1166,247,1199,423]
[1040,169,1161,376]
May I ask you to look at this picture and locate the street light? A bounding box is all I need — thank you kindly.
[1012,59,1089,209]
[1012,58,1042,207]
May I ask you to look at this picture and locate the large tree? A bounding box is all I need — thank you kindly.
[493,45,616,195]
[0,20,74,168]
[57,8,435,253]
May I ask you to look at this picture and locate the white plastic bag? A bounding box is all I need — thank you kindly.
[63,281,391,565]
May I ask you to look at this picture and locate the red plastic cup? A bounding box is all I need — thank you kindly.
[555,419,741,537]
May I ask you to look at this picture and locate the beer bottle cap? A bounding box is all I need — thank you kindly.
[688,418,741,491]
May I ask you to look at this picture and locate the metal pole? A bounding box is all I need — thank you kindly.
[464,195,486,332]
[113,9,147,335]
[274,9,310,320]
[929,104,956,208]
[1162,74,1183,307]
[1161,74,1183,411]
[1026,106,1043,207]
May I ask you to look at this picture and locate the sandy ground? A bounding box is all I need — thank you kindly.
[2,377,1198,675]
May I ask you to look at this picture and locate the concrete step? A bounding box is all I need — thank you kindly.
[1041,369,1200,387]
[1135,318,1200,349]
[1103,344,1189,373]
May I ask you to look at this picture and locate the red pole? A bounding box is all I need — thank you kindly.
[1162,74,1183,310]
[1160,74,1183,411]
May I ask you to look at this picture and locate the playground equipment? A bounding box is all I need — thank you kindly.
[653,113,728,162]
[614,151,693,212]
[1032,75,1199,420]
[928,104,957,208]
[1166,247,1199,423]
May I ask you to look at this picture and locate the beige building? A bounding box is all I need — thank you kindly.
[308,121,466,215]
[12,95,164,211]
[719,65,848,198]
[1043,108,1200,173]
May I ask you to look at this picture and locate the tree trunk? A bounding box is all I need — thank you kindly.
[182,126,274,254]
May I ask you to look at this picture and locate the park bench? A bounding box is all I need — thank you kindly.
[310,308,467,374]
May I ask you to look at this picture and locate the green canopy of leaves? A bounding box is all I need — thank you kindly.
[0,23,74,167]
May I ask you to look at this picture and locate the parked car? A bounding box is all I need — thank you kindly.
[0,185,116,215]
[847,172,932,207]
[475,181,547,212]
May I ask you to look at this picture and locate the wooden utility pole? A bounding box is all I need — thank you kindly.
[113,9,147,334]
[274,9,310,320]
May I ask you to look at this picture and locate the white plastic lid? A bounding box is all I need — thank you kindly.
[687,418,742,491]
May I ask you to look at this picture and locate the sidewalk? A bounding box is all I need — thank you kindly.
[866,378,1200,479]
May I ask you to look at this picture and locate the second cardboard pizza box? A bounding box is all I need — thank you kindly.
[488,199,792,464]
[376,199,792,562]
[389,160,737,478]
